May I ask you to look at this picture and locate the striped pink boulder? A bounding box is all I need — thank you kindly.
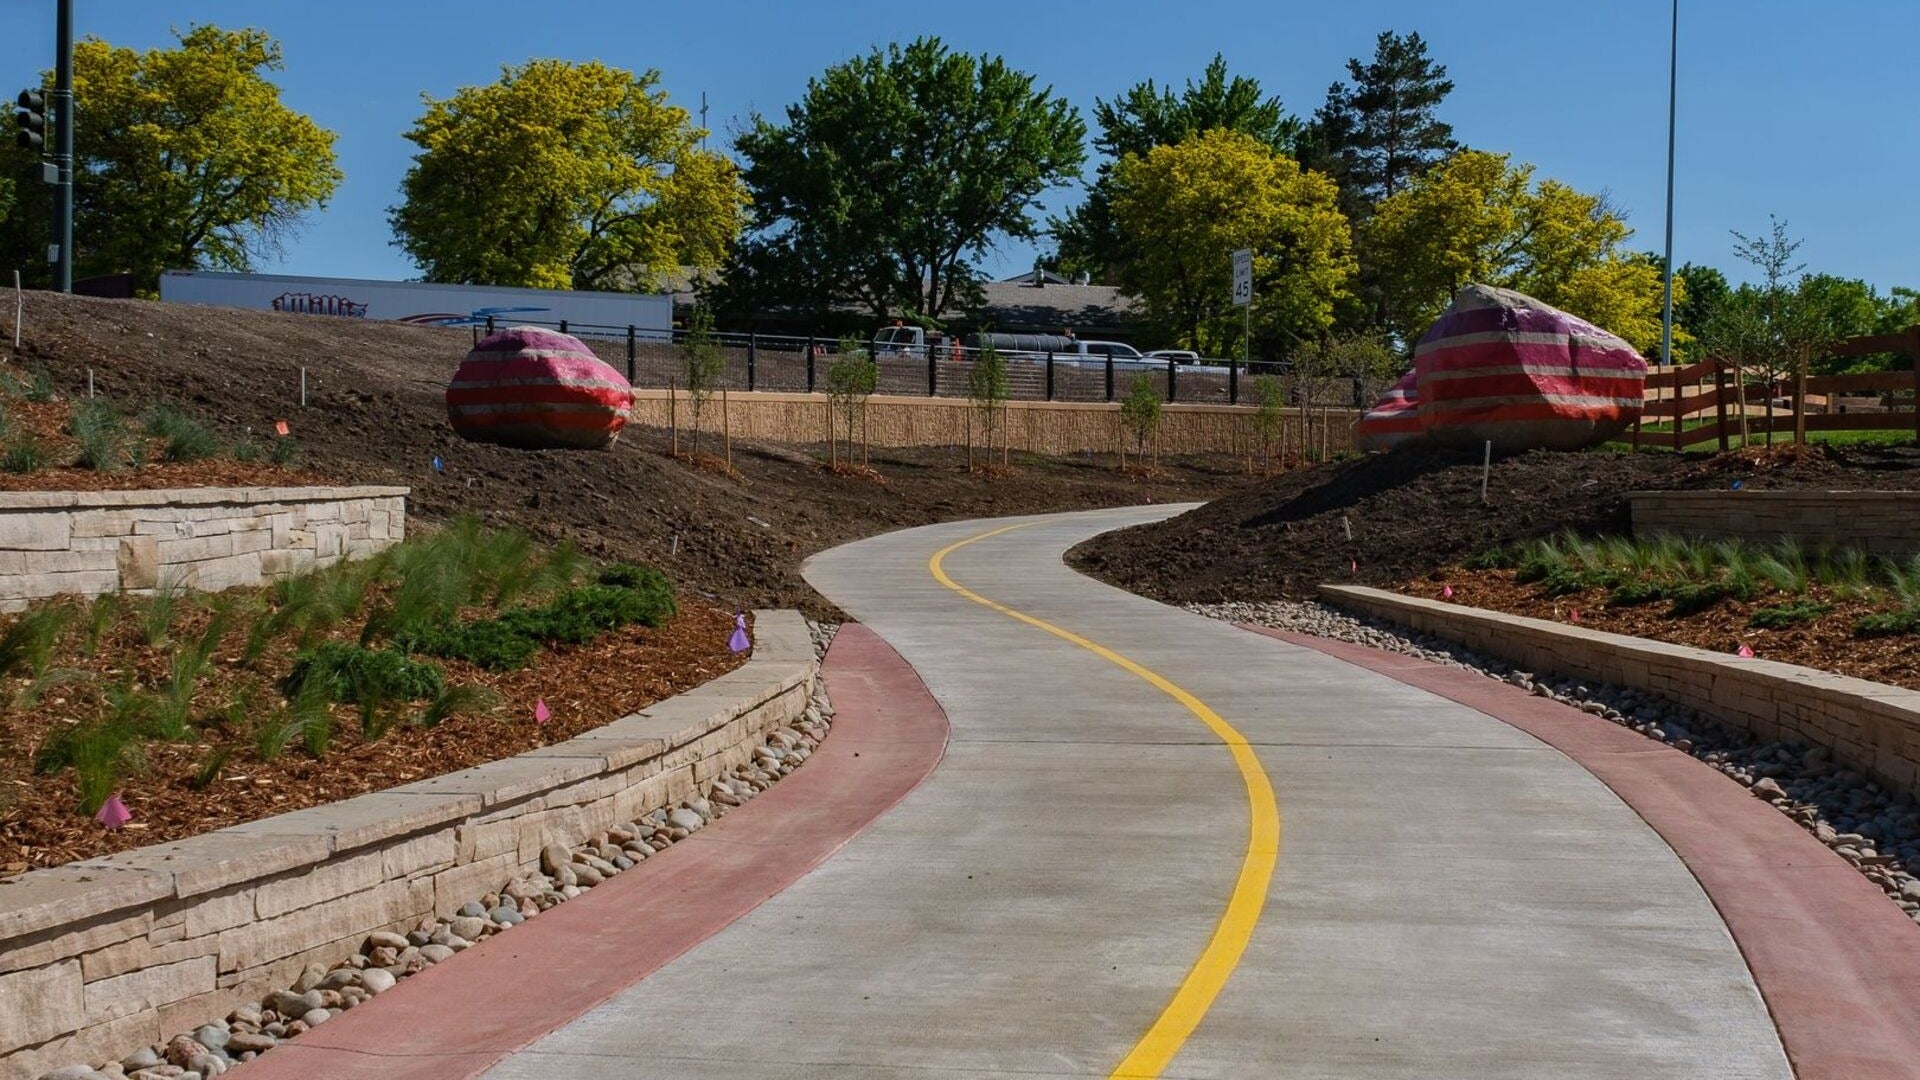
[1354,370,1427,453]
[1414,284,1646,452]
[445,326,633,450]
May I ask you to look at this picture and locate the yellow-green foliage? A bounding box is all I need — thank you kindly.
[1364,150,1676,353]
[1111,129,1354,355]
[392,58,747,291]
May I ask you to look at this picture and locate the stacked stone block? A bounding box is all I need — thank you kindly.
[1630,490,1920,557]
[1320,585,1920,800]
[0,487,408,611]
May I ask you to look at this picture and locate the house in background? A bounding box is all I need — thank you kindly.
[667,267,1141,342]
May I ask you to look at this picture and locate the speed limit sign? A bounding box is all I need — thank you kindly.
[1230,249,1253,307]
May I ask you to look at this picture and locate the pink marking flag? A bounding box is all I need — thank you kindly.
[95,794,131,830]
[534,697,551,724]
[274,419,290,437]
[1441,585,1455,599]
[1569,609,1581,623]
[1737,643,1755,658]
[1350,558,1359,576]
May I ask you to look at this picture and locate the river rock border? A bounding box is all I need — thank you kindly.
[1196,598,1920,928]
[0,612,826,1080]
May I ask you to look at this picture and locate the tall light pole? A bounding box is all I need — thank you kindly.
[52,0,74,293]
[1659,0,1678,369]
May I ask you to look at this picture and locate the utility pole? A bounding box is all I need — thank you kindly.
[699,91,709,149]
[1658,0,1678,369]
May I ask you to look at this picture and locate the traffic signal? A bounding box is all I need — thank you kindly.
[15,89,47,151]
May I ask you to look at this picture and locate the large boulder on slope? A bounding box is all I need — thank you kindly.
[445,326,633,450]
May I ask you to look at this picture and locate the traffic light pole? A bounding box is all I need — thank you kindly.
[52,0,73,293]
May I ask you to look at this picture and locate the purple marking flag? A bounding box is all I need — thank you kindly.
[96,794,131,830]
[729,612,751,654]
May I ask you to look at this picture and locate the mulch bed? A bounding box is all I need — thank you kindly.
[0,602,743,875]
[0,395,323,491]
[1395,572,1920,692]
[1071,441,1920,604]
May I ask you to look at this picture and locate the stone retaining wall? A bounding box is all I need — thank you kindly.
[629,390,1359,458]
[1630,489,1920,556]
[1320,584,1920,800]
[0,610,816,1080]
[0,487,408,612]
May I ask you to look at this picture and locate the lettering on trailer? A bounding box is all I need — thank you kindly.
[272,292,368,318]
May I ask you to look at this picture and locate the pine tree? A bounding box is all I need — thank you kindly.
[1304,31,1457,221]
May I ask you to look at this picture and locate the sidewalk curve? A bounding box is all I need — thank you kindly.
[233,624,946,1080]
[1257,624,1920,1080]
[479,507,1789,1079]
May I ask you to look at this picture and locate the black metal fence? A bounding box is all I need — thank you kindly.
[468,315,1288,405]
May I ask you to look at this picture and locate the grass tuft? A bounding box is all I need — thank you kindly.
[143,403,220,463]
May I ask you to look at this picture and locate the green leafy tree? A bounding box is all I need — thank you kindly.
[1363,150,1670,353]
[825,337,879,467]
[1110,129,1354,355]
[1674,262,1730,363]
[1120,374,1164,463]
[679,306,725,457]
[1705,218,1847,443]
[392,59,745,290]
[0,26,341,292]
[1051,55,1299,283]
[729,37,1084,322]
[967,341,1011,469]
[1302,30,1457,220]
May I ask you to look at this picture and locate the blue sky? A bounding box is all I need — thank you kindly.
[4,1,1915,290]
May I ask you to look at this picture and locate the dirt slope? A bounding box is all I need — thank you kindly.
[2,292,1242,618]
[1069,442,1920,603]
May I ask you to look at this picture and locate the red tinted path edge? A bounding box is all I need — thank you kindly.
[237,624,948,1080]
[1246,624,1920,1080]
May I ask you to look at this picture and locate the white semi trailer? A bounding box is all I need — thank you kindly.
[158,270,672,341]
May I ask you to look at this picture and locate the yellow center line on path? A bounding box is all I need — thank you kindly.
[927,522,1282,1079]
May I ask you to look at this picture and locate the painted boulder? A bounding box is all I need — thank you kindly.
[1414,284,1646,452]
[1353,370,1426,453]
[445,326,633,450]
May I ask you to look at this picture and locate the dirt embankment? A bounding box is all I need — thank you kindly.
[1069,442,1920,604]
[3,292,1245,618]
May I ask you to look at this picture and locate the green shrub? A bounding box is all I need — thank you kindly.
[284,642,444,704]
[503,584,665,643]
[143,404,219,463]
[230,435,262,462]
[400,619,541,671]
[1747,600,1832,629]
[1606,579,1669,607]
[1665,579,1734,617]
[1854,609,1920,639]
[269,436,299,466]
[1462,546,1518,571]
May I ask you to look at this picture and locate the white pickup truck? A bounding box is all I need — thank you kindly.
[872,325,1155,367]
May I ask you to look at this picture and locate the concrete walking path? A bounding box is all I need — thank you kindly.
[481,507,1789,1079]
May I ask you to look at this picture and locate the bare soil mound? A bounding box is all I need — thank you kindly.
[4,292,1244,618]
[1069,442,1920,603]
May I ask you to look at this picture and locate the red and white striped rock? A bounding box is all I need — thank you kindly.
[445,326,632,450]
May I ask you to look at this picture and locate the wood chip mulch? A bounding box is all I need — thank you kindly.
[1401,570,1920,691]
[0,604,744,875]
[0,397,327,491]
